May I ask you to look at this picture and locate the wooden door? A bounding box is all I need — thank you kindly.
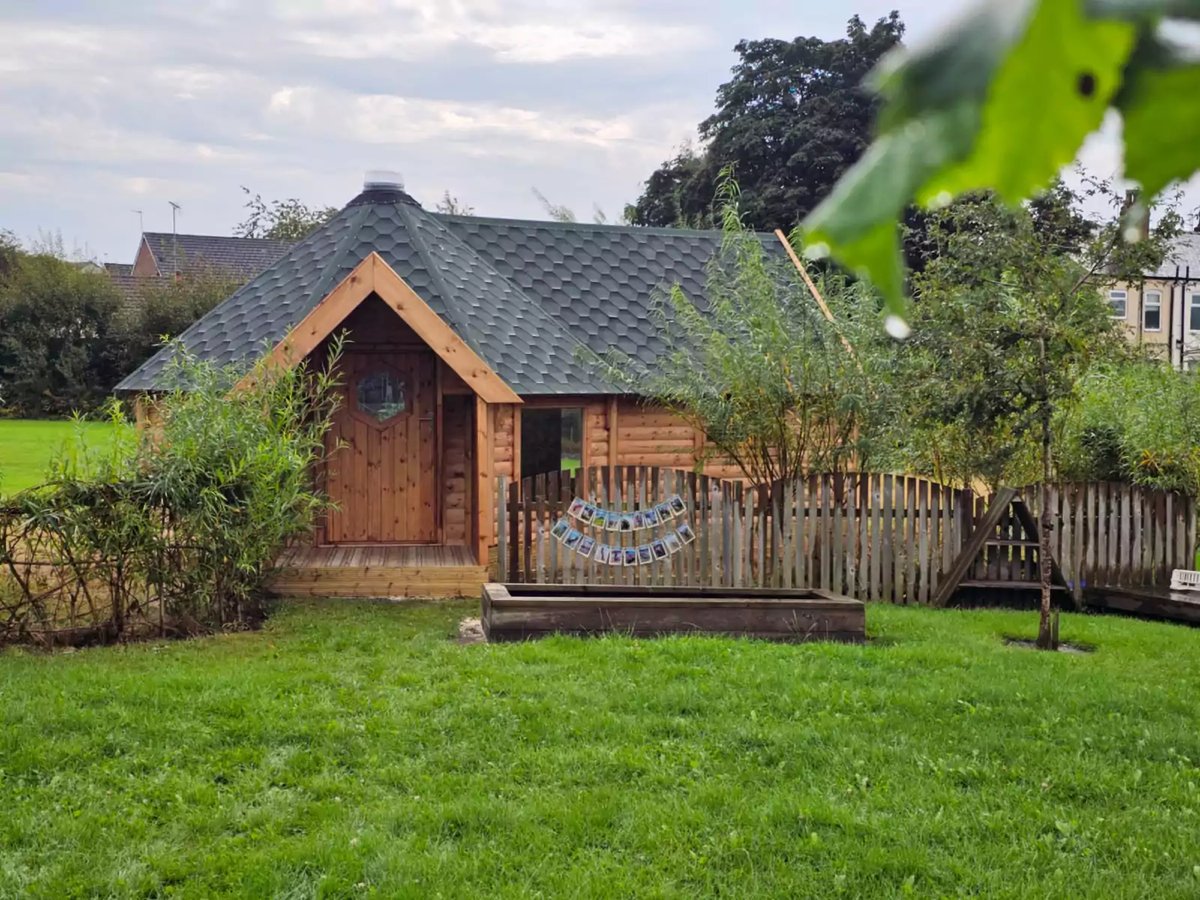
[323,350,438,543]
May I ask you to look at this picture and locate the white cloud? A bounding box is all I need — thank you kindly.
[280,0,707,63]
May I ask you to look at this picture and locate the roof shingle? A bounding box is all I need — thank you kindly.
[116,188,788,396]
[141,233,291,278]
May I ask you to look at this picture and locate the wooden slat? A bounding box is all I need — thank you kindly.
[932,487,1018,607]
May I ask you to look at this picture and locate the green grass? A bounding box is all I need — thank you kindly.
[2,602,1200,898]
[0,419,117,495]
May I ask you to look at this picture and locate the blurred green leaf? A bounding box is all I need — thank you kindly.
[1121,63,1200,198]
[802,0,1150,323]
[921,0,1133,204]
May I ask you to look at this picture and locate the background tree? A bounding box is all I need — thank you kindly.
[530,188,630,225]
[0,248,124,417]
[435,191,474,216]
[630,13,905,231]
[237,188,338,241]
[114,269,243,376]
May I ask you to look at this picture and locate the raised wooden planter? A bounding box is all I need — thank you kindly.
[481,583,865,643]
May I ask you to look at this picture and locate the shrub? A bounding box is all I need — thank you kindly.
[0,342,342,645]
[0,250,124,417]
[1058,360,1200,496]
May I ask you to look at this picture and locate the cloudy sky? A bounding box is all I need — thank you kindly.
[0,1,1139,265]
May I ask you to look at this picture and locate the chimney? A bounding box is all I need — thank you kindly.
[1121,188,1150,242]
[364,169,404,191]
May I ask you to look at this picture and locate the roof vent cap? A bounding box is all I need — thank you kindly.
[364,169,404,191]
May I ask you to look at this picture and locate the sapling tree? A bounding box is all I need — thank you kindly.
[595,174,887,489]
[892,183,1177,647]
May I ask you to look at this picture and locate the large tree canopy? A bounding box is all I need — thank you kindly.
[629,13,905,231]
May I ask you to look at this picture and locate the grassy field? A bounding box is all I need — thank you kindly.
[2,601,1199,897]
[0,419,118,495]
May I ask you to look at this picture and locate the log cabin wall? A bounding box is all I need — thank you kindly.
[510,395,744,486]
[610,399,744,479]
[493,404,517,480]
[441,394,472,546]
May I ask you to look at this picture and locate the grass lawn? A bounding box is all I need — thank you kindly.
[0,419,118,496]
[2,602,1199,898]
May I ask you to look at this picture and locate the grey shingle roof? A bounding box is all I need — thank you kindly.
[439,215,780,365]
[117,187,788,396]
[141,232,290,278]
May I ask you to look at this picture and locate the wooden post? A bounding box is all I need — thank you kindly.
[496,475,508,581]
[474,396,492,567]
[607,397,618,472]
[512,404,522,491]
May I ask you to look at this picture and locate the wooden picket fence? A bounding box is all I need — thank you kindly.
[1032,482,1196,591]
[494,467,1196,604]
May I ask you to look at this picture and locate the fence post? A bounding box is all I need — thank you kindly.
[496,475,507,582]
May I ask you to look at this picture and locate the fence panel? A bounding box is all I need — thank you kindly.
[497,467,1196,601]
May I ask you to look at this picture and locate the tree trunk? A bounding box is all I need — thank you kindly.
[1036,334,1055,650]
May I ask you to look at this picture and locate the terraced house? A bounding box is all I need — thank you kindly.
[118,175,793,593]
[1107,230,1200,368]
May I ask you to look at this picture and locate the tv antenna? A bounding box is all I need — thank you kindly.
[169,201,181,274]
[132,209,144,233]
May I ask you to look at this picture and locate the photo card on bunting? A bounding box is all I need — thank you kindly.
[668,494,687,516]
[676,522,696,544]
[578,535,596,559]
[622,547,638,567]
[651,539,668,560]
[591,509,608,530]
[637,544,654,565]
[579,503,596,525]
[593,543,610,565]
[551,518,570,540]
[564,529,583,549]
[664,531,682,554]
[567,498,586,519]
[644,507,660,528]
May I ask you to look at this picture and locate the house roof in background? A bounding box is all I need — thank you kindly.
[104,261,133,276]
[107,273,159,310]
[140,232,291,278]
[1150,232,1200,279]
[117,186,789,396]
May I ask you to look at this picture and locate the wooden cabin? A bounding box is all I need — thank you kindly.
[117,175,792,596]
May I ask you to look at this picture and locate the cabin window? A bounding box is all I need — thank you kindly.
[1143,291,1162,331]
[356,370,406,423]
[1191,294,1200,331]
[1108,290,1127,319]
[521,408,583,478]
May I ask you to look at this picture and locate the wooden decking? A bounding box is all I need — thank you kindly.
[268,544,487,599]
[1085,584,1200,627]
